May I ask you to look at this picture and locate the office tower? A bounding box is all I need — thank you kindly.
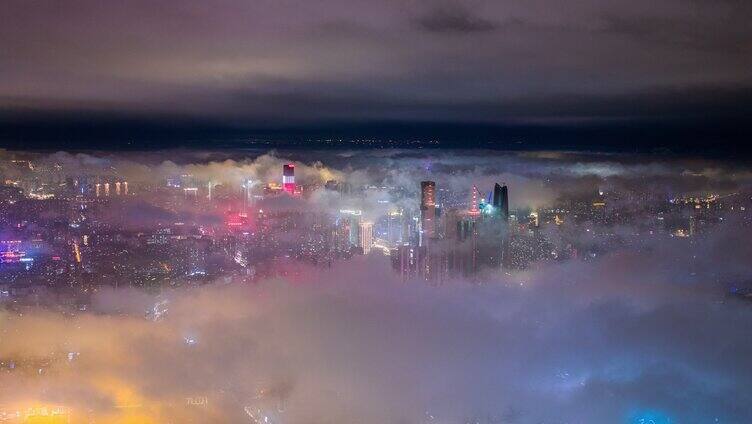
[435,205,447,239]
[492,183,509,222]
[393,244,416,281]
[242,178,254,211]
[420,181,436,242]
[335,218,352,255]
[455,217,479,277]
[401,209,415,245]
[387,209,403,245]
[339,209,363,247]
[457,218,476,241]
[439,208,464,241]
[359,221,373,254]
[491,183,511,270]
[283,164,295,194]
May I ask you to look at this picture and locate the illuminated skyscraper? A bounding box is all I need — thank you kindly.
[335,218,353,254]
[359,221,373,254]
[242,178,254,211]
[340,209,363,247]
[386,209,404,245]
[283,164,295,194]
[420,181,436,242]
[492,183,510,269]
[492,183,509,222]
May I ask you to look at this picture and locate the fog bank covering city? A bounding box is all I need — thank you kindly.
[0,149,750,423]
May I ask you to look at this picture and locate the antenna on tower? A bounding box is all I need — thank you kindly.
[468,185,480,216]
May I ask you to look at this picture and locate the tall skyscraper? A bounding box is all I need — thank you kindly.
[386,209,404,245]
[359,221,373,254]
[491,183,510,270]
[282,163,295,194]
[492,183,509,222]
[339,209,363,247]
[457,218,476,241]
[242,178,254,211]
[335,218,352,255]
[455,217,479,277]
[420,181,436,242]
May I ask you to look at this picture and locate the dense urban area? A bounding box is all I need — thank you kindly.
[1,152,749,303]
[1,150,751,423]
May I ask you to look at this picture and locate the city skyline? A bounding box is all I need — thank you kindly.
[1,149,751,422]
[1,1,751,423]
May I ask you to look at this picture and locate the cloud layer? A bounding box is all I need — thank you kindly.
[1,0,751,126]
[1,149,752,422]
[2,243,752,423]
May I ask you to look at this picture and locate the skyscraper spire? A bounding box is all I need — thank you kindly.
[468,185,480,216]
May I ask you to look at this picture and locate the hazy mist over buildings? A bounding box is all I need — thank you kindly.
[0,149,751,423]
[2,1,752,421]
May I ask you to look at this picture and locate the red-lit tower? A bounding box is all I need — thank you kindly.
[283,163,295,194]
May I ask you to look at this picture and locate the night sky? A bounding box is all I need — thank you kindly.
[1,0,751,151]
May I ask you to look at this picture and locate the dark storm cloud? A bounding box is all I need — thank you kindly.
[0,0,751,143]
[599,0,752,55]
[414,3,499,33]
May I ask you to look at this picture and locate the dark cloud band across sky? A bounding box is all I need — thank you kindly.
[1,0,751,148]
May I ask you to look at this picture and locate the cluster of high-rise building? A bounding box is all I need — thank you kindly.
[394,180,512,282]
[0,156,748,306]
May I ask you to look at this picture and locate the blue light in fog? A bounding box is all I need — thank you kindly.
[628,410,672,424]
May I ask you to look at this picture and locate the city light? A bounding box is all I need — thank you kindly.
[2,0,750,420]
[0,151,748,423]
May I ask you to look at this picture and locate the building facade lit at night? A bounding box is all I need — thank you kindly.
[283,164,295,195]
